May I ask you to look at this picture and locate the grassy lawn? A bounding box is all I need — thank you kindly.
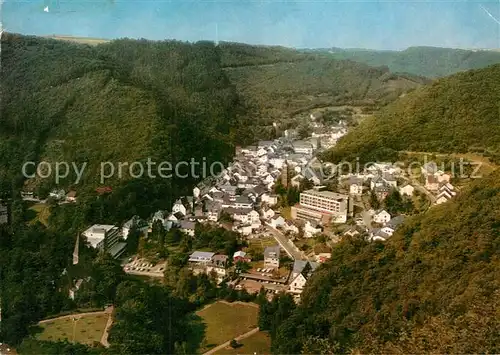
[248,237,278,250]
[27,203,50,226]
[196,301,259,352]
[280,207,292,220]
[36,313,109,346]
[214,331,271,355]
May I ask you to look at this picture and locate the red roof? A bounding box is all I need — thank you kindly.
[96,186,113,194]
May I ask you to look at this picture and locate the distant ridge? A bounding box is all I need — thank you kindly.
[42,34,110,45]
[302,46,500,77]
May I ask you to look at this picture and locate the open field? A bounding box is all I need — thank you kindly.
[196,301,259,352]
[248,236,278,250]
[401,151,499,176]
[27,203,50,226]
[36,313,109,346]
[213,331,271,355]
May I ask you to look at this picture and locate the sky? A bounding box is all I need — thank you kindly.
[2,0,500,50]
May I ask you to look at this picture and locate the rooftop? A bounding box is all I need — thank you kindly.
[83,224,117,235]
[302,189,348,200]
[264,245,281,258]
[189,251,215,260]
[108,242,127,258]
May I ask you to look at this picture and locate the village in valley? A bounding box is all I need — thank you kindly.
[15,109,462,308]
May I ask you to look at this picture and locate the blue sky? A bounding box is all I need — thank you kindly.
[2,0,500,49]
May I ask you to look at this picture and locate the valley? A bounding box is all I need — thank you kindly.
[1,32,500,355]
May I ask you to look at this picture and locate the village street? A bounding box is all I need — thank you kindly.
[265,225,309,261]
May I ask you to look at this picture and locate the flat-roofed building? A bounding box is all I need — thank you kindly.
[82,224,125,258]
[264,245,281,269]
[189,251,215,264]
[290,205,324,224]
[297,189,349,224]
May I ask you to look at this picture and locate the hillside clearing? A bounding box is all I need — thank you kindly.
[213,331,271,355]
[36,312,110,346]
[196,301,259,352]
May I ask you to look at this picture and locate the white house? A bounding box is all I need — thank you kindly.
[261,207,276,221]
[284,220,299,234]
[304,220,322,238]
[264,245,281,269]
[49,189,66,200]
[421,162,438,176]
[193,187,201,199]
[235,224,253,236]
[189,251,215,264]
[179,220,196,237]
[257,147,267,157]
[289,273,308,294]
[231,209,260,226]
[122,215,148,239]
[348,177,363,196]
[172,199,187,216]
[289,260,318,294]
[262,174,275,185]
[206,255,228,283]
[261,193,278,206]
[425,175,439,192]
[436,171,451,184]
[269,216,286,229]
[373,210,391,225]
[248,210,261,226]
[206,201,221,222]
[65,191,77,203]
[290,174,305,188]
[292,141,314,155]
[399,184,415,197]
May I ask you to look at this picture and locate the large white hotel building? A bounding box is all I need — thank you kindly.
[292,188,349,224]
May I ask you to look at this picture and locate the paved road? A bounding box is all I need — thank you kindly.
[38,307,112,324]
[265,224,308,260]
[202,327,261,355]
[407,177,436,205]
[100,306,114,348]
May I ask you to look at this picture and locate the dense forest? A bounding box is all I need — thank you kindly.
[0,33,243,207]
[260,169,500,353]
[306,46,500,78]
[221,43,429,134]
[0,33,429,202]
[323,63,500,164]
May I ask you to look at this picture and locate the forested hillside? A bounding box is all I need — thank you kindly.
[323,63,500,164]
[0,33,241,206]
[307,46,500,78]
[220,42,428,133]
[260,168,500,354]
[0,33,428,203]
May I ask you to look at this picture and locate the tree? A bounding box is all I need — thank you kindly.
[370,190,380,209]
[151,220,165,244]
[235,260,251,273]
[299,178,314,192]
[297,124,312,140]
[126,225,141,254]
[384,189,413,215]
[230,339,239,348]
